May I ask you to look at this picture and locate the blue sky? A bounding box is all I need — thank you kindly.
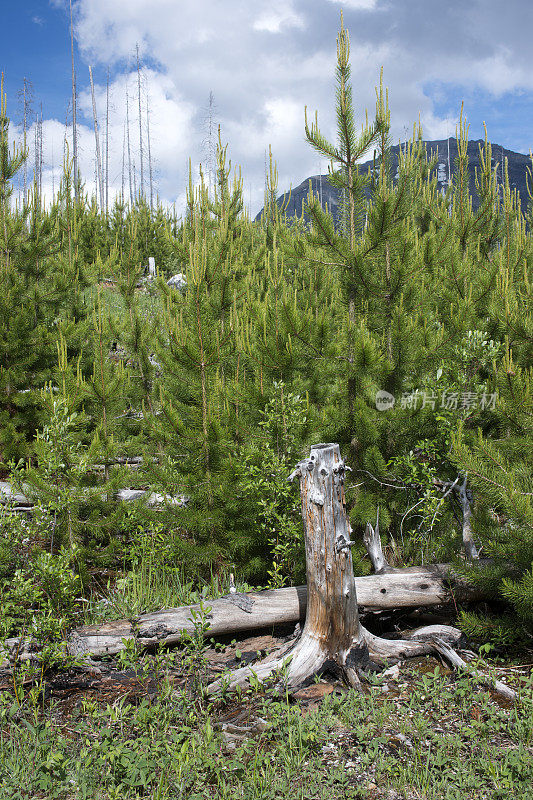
[2,0,533,213]
[2,2,73,122]
[425,81,533,155]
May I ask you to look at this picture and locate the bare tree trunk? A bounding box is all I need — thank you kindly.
[146,91,154,210]
[69,0,79,202]
[126,91,133,206]
[105,68,109,215]
[208,444,470,695]
[457,476,479,560]
[121,122,126,202]
[34,107,43,200]
[33,111,40,198]
[0,564,499,677]
[136,43,144,199]
[22,78,28,204]
[51,138,55,198]
[202,90,216,192]
[62,564,483,660]
[89,66,104,211]
[39,106,43,197]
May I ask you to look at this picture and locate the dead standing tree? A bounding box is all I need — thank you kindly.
[209,443,466,694]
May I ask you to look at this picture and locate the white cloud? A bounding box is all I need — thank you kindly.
[326,0,379,9]
[76,68,195,207]
[469,48,533,96]
[253,3,305,33]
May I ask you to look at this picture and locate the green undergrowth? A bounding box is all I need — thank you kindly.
[0,658,531,800]
[84,565,254,623]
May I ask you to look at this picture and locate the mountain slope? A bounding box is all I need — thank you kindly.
[256,138,532,222]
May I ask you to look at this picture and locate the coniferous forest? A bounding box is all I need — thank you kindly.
[0,17,532,800]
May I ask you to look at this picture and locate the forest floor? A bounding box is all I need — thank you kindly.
[0,622,532,800]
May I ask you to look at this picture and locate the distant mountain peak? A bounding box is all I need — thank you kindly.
[256,139,531,222]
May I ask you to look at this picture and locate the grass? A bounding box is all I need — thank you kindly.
[83,562,254,624]
[1,542,531,799]
[0,651,532,799]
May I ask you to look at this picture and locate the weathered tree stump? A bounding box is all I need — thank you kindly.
[282,442,366,687]
[208,443,465,694]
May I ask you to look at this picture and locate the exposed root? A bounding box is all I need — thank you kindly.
[208,635,327,695]
[207,623,465,696]
[208,621,517,706]
[430,637,516,702]
[364,624,465,663]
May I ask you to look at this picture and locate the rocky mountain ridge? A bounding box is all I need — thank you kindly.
[256,138,532,222]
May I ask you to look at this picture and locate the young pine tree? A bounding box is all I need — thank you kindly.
[152,143,245,574]
[302,16,449,560]
[0,86,85,463]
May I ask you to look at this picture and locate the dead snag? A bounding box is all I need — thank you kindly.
[208,443,464,695]
[457,476,479,560]
[363,508,391,573]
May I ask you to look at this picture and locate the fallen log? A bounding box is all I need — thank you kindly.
[0,481,186,510]
[68,562,485,659]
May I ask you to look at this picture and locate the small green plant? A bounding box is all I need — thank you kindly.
[232,383,307,586]
[116,636,142,671]
[21,395,92,555]
[92,561,232,622]
[179,601,213,705]
[0,499,83,679]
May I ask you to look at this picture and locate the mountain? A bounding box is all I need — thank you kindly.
[255,139,532,223]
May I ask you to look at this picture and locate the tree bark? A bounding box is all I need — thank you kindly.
[51,562,481,660]
[363,508,391,573]
[216,442,364,689]
[457,476,479,560]
[207,444,466,693]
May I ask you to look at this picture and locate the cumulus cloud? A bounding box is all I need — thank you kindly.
[253,3,305,33]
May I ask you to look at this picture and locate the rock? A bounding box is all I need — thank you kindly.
[167,273,187,291]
